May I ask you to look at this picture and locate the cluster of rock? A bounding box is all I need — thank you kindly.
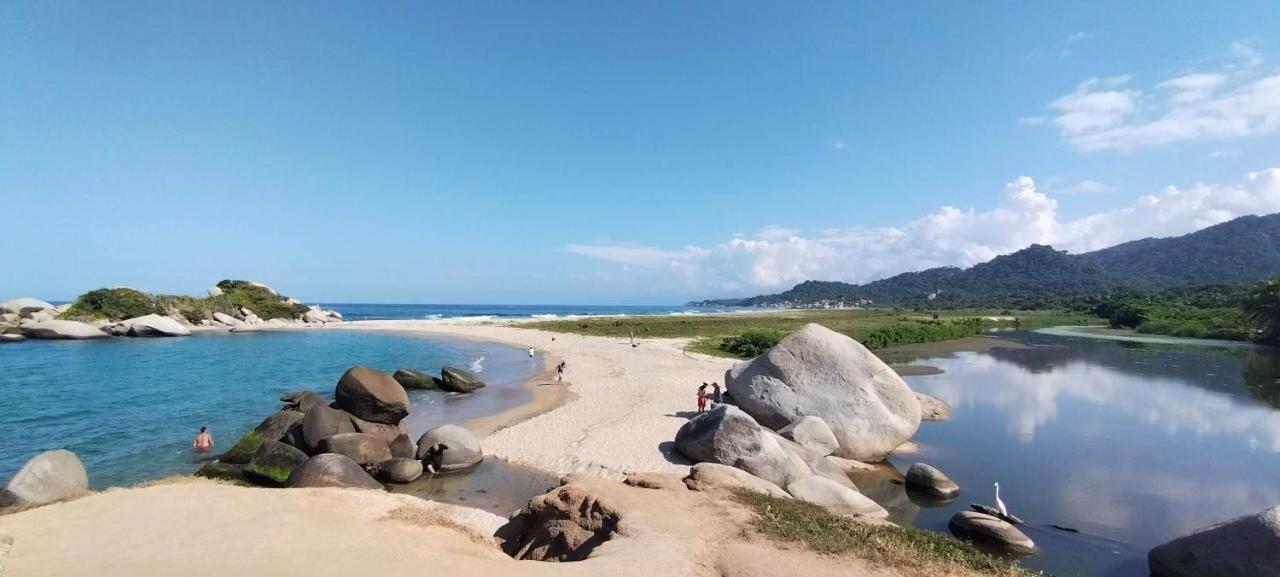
[1,299,73,342]
[199,365,483,490]
[392,365,488,393]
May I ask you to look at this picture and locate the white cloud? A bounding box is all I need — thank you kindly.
[1059,179,1111,195]
[1040,43,1280,151]
[566,167,1280,293]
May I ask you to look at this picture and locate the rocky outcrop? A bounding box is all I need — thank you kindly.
[415,424,483,472]
[334,366,410,425]
[211,312,242,326]
[949,511,1036,555]
[778,416,839,457]
[220,410,305,464]
[389,433,416,459]
[0,298,54,315]
[438,366,486,393]
[286,453,383,489]
[1148,505,1280,577]
[377,458,424,484]
[20,320,109,340]
[785,476,888,519]
[498,479,623,561]
[682,462,790,498]
[245,440,309,486]
[315,433,393,468]
[124,314,191,337]
[300,405,356,453]
[0,450,89,508]
[280,391,329,414]
[673,404,811,489]
[915,392,952,421]
[904,463,959,499]
[392,368,437,389]
[725,323,921,461]
[302,306,343,324]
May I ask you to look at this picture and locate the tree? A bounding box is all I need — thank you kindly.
[1243,279,1280,344]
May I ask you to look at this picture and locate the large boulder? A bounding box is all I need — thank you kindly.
[682,463,790,498]
[280,391,329,414]
[904,463,959,499]
[377,458,424,484]
[415,424,483,472]
[285,453,383,489]
[316,433,393,468]
[785,476,888,519]
[0,334,26,343]
[389,434,417,459]
[212,312,242,326]
[245,440,309,486]
[302,309,330,324]
[778,416,839,457]
[769,432,856,489]
[1148,505,1280,577]
[20,320,109,340]
[0,450,89,508]
[349,414,405,445]
[437,366,486,393]
[300,405,356,454]
[673,404,812,489]
[725,323,921,461]
[949,511,1036,555]
[220,410,305,464]
[392,368,437,390]
[0,298,54,315]
[334,366,410,425]
[125,314,191,337]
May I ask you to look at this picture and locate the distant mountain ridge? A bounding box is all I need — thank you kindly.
[693,212,1280,308]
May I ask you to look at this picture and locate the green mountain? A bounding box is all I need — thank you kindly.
[695,212,1280,308]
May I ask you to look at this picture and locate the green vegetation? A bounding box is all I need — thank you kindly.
[57,280,307,323]
[734,489,1042,576]
[718,330,785,357]
[245,462,294,486]
[208,280,307,320]
[1085,283,1269,342]
[61,287,158,321]
[1244,279,1280,344]
[219,430,265,465]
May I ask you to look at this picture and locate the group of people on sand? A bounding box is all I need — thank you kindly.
[696,382,722,414]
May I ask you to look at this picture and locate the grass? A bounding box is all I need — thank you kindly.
[525,309,1099,358]
[734,489,1045,576]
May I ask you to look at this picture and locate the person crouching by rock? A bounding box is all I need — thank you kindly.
[423,443,450,474]
[696,383,709,414]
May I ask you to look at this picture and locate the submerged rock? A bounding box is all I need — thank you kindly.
[673,404,811,489]
[904,463,960,499]
[415,424,483,472]
[0,450,89,508]
[785,476,888,519]
[1148,505,1280,577]
[334,366,410,425]
[682,462,790,498]
[392,368,437,390]
[286,453,382,489]
[437,366,486,393]
[725,323,921,461]
[949,511,1036,555]
[20,320,109,340]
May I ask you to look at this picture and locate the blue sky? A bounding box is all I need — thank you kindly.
[3,2,1279,304]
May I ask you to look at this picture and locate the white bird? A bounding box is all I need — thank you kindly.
[993,482,1008,517]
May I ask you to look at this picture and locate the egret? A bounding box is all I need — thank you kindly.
[993,482,1008,517]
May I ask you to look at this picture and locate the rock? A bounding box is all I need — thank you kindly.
[20,320,109,340]
[437,365,486,393]
[673,404,812,489]
[785,476,888,519]
[24,310,53,322]
[1148,505,1280,577]
[334,366,410,425]
[280,391,329,414]
[778,416,839,457]
[286,453,383,489]
[327,310,343,320]
[682,462,790,498]
[212,312,242,326]
[0,334,26,343]
[377,458,424,484]
[623,473,688,491]
[220,410,306,464]
[300,405,356,454]
[285,297,302,305]
[316,433,393,468]
[207,286,224,297]
[904,463,959,499]
[725,323,921,461]
[415,424,483,472]
[124,314,191,337]
[392,368,437,390]
[389,434,416,459]
[245,440,309,486]
[770,431,856,489]
[969,503,1024,525]
[0,450,89,508]
[349,414,405,444]
[949,511,1036,554]
[302,309,330,324]
[916,392,952,421]
[193,461,249,484]
[0,298,54,315]
[0,312,18,323]
[826,455,879,472]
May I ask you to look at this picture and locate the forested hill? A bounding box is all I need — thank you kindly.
[693,212,1280,308]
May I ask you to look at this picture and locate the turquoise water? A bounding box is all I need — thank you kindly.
[0,330,539,488]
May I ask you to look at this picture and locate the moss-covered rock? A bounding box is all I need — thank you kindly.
[245,440,309,486]
[194,461,251,485]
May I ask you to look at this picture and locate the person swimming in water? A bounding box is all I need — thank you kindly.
[192,426,214,452]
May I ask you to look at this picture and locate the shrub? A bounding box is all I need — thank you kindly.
[61,288,158,321]
[153,295,212,324]
[859,318,983,349]
[208,281,307,320]
[719,331,785,358]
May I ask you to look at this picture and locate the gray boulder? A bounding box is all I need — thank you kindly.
[125,314,191,337]
[0,450,89,508]
[0,298,54,315]
[21,320,109,340]
[769,431,856,489]
[302,308,330,324]
[245,440,309,486]
[389,434,416,459]
[1,312,19,323]
[1148,505,1280,577]
[212,312,242,326]
[725,323,921,461]
[785,476,888,519]
[349,414,406,444]
[438,366,486,393]
[316,433,393,468]
[415,424,483,471]
[682,463,790,498]
[334,366,410,425]
[0,334,26,343]
[286,453,383,489]
[300,405,356,453]
[377,458,424,484]
[949,511,1036,555]
[280,391,329,414]
[220,410,305,464]
[392,368,437,390]
[673,404,812,489]
[779,416,839,457]
[905,463,959,499]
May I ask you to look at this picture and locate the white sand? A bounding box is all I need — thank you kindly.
[329,319,738,479]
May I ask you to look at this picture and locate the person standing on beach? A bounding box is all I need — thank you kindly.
[556,360,566,384]
[696,383,709,414]
[192,426,214,452]
[711,382,722,407]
